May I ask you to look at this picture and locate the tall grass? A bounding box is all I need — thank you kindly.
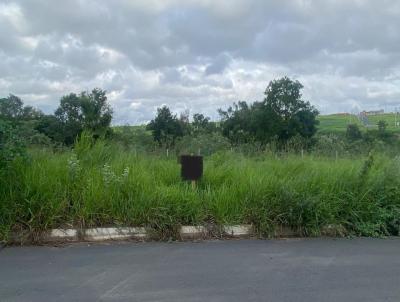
[1,139,400,242]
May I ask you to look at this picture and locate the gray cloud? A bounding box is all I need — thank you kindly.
[1,0,400,124]
[205,53,232,75]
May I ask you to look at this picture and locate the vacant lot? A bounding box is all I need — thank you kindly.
[1,142,400,243]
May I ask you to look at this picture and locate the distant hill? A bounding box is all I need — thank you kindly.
[318,113,400,134]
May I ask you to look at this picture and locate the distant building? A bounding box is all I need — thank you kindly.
[360,109,384,116]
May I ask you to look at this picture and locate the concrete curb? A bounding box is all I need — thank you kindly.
[84,227,147,241]
[223,225,253,237]
[42,225,255,242]
[47,229,79,241]
[179,226,208,239]
[9,224,301,244]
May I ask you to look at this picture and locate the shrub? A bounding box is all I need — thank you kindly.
[0,120,27,171]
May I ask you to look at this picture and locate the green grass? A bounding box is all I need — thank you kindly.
[366,113,400,132]
[1,141,400,243]
[317,114,361,133]
[318,113,400,134]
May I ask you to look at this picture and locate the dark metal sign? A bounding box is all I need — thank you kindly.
[180,155,203,181]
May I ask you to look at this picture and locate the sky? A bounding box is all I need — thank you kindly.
[1,0,400,124]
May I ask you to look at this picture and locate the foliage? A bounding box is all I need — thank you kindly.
[0,120,27,171]
[378,120,388,133]
[219,77,319,146]
[111,125,156,152]
[263,77,319,140]
[192,113,217,135]
[0,95,25,120]
[35,115,65,143]
[218,101,254,144]
[312,134,346,156]
[0,94,42,122]
[54,88,113,145]
[346,124,362,141]
[147,106,184,147]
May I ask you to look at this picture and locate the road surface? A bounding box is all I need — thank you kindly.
[1,238,400,301]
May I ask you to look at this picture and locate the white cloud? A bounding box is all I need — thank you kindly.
[1,0,400,124]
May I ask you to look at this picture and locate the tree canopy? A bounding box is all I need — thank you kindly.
[219,77,319,145]
[54,88,113,145]
[147,106,184,146]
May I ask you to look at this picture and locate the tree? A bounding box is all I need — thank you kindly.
[0,95,50,148]
[147,106,183,146]
[346,124,362,141]
[0,95,42,122]
[263,77,319,141]
[79,89,113,134]
[54,88,113,145]
[178,109,191,136]
[192,113,212,134]
[219,77,319,146]
[378,120,388,135]
[0,95,24,120]
[218,101,254,144]
[35,115,64,143]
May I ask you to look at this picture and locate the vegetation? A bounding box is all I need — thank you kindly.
[146,106,186,147]
[218,77,319,146]
[1,77,400,243]
[318,113,400,134]
[1,140,399,242]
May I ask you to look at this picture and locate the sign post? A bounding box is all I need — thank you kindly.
[179,155,203,188]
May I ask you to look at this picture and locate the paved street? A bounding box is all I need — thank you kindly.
[1,238,400,302]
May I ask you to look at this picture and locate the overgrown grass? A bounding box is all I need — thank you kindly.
[1,140,400,243]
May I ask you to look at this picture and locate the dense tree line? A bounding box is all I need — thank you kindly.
[0,88,112,146]
[218,77,319,145]
[2,76,398,169]
[147,77,319,148]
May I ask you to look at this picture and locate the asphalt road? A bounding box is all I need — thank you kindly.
[1,238,400,302]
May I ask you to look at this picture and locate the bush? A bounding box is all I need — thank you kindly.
[346,124,362,141]
[0,120,27,170]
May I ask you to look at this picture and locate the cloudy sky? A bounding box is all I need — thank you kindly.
[1,0,400,124]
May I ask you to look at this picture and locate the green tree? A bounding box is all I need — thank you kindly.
[219,77,319,146]
[346,124,362,141]
[0,95,50,148]
[192,113,214,134]
[147,106,183,146]
[218,101,254,144]
[35,115,65,143]
[0,95,24,120]
[55,88,113,145]
[0,95,42,123]
[263,77,319,141]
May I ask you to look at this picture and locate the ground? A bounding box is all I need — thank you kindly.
[1,238,400,302]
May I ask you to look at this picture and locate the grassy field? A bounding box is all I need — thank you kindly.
[318,113,400,134]
[317,114,361,133]
[1,139,400,243]
[114,113,400,136]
